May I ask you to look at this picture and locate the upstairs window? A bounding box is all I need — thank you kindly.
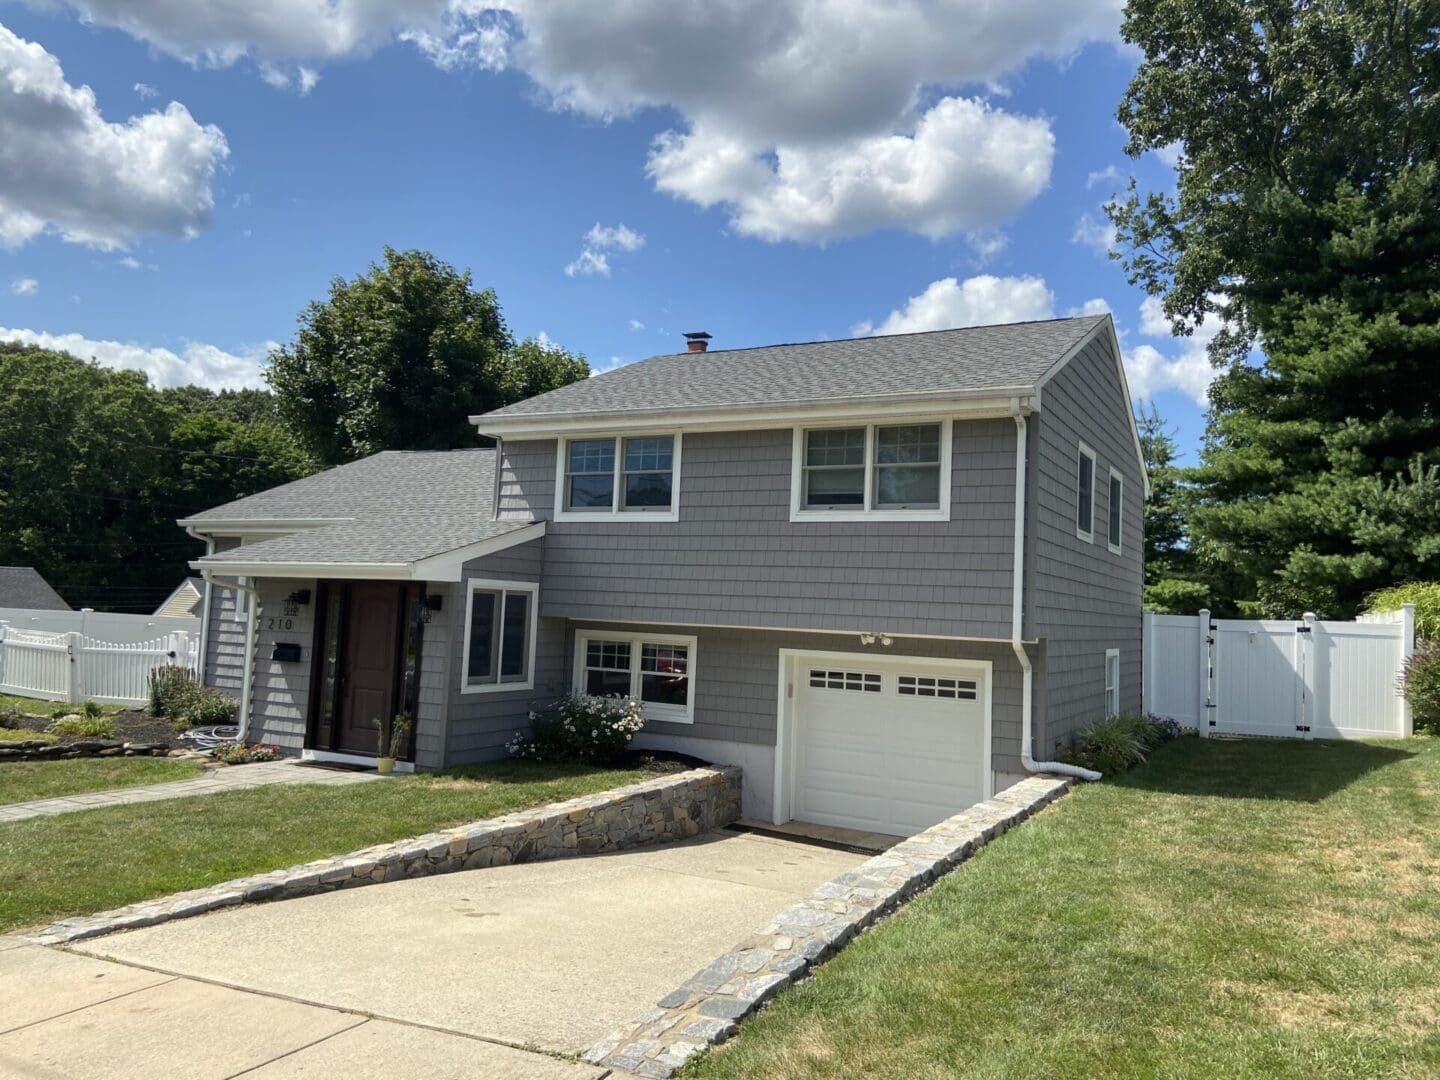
[556,434,681,522]
[793,421,951,521]
[1108,467,1124,555]
[1076,442,1096,543]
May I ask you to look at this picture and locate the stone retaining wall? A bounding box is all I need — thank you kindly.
[586,775,1072,1078]
[0,739,170,761]
[27,765,742,947]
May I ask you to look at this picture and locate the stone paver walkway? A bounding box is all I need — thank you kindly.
[0,759,381,823]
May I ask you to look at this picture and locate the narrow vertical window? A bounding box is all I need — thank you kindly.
[1077,443,1096,542]
[1108,468,1124,555]
[1105,649,1120,716]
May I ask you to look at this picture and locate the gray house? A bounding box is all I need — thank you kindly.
[181,315,1144,834]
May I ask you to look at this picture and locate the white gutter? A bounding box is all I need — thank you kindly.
[201,571,260,744]
[1010,408,1101,782]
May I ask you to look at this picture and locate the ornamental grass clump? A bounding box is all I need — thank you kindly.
[507,693,645,765]
[1060,712,1188,777]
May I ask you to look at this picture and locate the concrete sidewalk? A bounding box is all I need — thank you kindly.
[0,759,381,823]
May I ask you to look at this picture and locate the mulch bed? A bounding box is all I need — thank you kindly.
[622,748,712,774]
[9,708,187,749]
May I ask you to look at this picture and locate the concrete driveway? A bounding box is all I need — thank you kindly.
[2,830,863,1078]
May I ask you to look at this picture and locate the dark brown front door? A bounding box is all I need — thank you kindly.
[335,582,401,754]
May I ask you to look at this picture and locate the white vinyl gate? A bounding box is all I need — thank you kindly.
[0,624,199,707]
[1144,607,1416,739]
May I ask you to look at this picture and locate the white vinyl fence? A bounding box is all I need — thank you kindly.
[0,623,200,707]
[1144,606,1416,739]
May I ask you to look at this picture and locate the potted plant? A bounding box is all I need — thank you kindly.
[376,712,412,774]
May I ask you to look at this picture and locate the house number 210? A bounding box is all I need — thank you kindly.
[266,617,294,631]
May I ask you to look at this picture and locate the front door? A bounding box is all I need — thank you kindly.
[335,583,402,754]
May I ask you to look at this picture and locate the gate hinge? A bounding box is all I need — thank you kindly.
[1208,719,1217,727]
[1295,626,1312,634]
[1206,636,1215,645]
[1295,725,1311,732]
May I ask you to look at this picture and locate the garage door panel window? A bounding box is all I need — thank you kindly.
[576,633,696,723]
[808,669,882,692]
[462,580,538,694]
[897,673,977,700]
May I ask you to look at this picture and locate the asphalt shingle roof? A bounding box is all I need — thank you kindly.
[186,449,532,567]
[478,316,1108,422]
[0,566,71,610]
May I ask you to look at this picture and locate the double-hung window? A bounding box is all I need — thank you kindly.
[462,579,538,693]
[574,631,696,724]
[1107,467,1124,555]
[792,420,951,521]
[1076,442,1096,543]
[556,434,681,521]
[1104,649,1120,716]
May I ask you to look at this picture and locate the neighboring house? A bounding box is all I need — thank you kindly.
[154,577,204,619]
[180,315,1145,834]
[0,566,71,611]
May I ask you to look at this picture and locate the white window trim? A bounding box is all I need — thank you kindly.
[460,578,539,695]
[1076,441,1097,544]
[552,433,683,523]
[789,419,953,523]
[572,629,697,725]
[1105,648,1120,716]
[1107,466,1124,556]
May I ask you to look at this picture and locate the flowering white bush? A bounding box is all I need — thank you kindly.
[507,693,645,764]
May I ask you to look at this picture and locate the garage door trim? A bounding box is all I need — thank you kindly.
[772,648,993,828]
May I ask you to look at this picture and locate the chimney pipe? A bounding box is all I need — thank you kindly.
[684,331,712,353]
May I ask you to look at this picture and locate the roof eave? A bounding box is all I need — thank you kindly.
[471,387,1040,439]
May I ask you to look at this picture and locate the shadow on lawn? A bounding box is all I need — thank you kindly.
[1114,735,1417,803]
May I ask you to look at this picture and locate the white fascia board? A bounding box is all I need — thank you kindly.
[471,389,1037,439]
[175,516,351,532]
[190,522,547,584]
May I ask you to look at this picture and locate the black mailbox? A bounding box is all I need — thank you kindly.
[272,642,302,663]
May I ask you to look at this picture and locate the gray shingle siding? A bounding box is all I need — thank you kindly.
[1027,333,1145,752]
[246,578,317,753]
[498,423,1018,639]
[415,583,451,770]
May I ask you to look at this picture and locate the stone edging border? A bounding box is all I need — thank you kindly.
[585,775,1072,1078]
[25,764,741,947]
[0,739,171,761]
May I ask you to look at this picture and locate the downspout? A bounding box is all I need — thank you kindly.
[1010,405,1102,782]
[186,529,214,687]
[201,571,261,744]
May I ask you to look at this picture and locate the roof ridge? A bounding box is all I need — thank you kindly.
[634,313,1109,361]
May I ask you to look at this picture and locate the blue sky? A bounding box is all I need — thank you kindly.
[0,2,1215,462]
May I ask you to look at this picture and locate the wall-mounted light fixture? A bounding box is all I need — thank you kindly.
[286,589,311,606]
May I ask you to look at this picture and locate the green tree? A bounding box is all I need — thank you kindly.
[1136,403,1210,613]
[1110,0,1440,617]
[266,247,589,465]
[0,345,310,611]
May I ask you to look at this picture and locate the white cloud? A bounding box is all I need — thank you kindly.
[1069,297,1111,317]
[1153,141,1183,168]
[1071,211,1116,257]
[649,96,1054,243]
[565,221,645,277]
[628,318,645,331]
[133,81,157,99]
[117,256,141,270]
[0,325,275,390]
[967,230,1009,260]
[1086,164,1122,189]
[0,24,228,251]
[33,0,1122,239]
[856,274,1055,336]
[10,277,38,296]
[1121,295,1223,405]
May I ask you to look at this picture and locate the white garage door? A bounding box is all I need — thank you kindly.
[791,657,989,837]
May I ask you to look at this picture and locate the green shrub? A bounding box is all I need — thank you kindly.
[47,714,113,738]
[0,705,19,730]
[148,665,197,717]
[1364,582,1440,642]
[213,742,282,765]
[78,700,105,720]
[1059,712,1187,776]
[1401,642,1440,736]
[184,688,235,728]
[508,693,645,765]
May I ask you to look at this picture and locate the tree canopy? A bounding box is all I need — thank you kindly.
[1112,0,1440,616]
[266,247,589,465]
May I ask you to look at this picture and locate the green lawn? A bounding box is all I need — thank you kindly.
[688,737,1440,1080]
[1,757,203,805]
[0,760,646,933]
[0,727,55,744]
